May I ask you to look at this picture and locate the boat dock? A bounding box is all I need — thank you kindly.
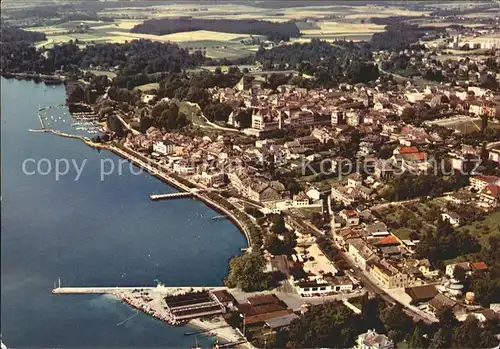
[52,285,226,295]
[150,192,195,200]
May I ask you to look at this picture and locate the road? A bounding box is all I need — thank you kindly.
[287,211,437,324]
[370,198,421,211]
[335,240,437,324]
[115,114,141,135]
[487,141,500,150]
[377,62,410,83]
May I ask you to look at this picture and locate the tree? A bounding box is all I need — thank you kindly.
[264,230,295,255]
[380,304,413,343]
[287,301,362,348]
[203,101,233,122]
[270,214,286,234]
[401,107,417,123]
[453,316,481,348]
[430,329,450,349]
[224,252,269,292]
[361,294,385,333]
[406,324,429,349]
[233,108,252,128]
[453,265,466,282]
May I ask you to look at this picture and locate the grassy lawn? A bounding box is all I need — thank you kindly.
[134,83,160,92]
[457,210,500,245]
[88,70,117,78]
[392,228,412,240]
[297,207,322,219]
[374,199,447,240]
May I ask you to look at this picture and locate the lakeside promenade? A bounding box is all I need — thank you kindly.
[31,126,254,247]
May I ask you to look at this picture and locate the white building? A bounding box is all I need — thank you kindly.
[173,160,196,175]
[441,212,462,227]
[356,330,394,349]
[489,149,500,163]
[348,238,377,271]
[306,188,322,201]
[153,141,175,156]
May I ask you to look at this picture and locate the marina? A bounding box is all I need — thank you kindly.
[51,282,250,347]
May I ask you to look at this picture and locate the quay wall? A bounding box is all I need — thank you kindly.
[47,132,253,248]
[113,145,252,247]
[52,286,227,295]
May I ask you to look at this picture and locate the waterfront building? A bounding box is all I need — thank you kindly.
[153,141,175,156]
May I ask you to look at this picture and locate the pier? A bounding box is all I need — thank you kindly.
[150,188,212,201]
[52,285,226,295]
[150,192,194,200]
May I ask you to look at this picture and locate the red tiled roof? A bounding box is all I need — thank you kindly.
[474,175,500,184]
[341,210,359,218]
[470,262,488,271]
[376,236,400,246]
[485,185,500,198]
[399,146,419,154]
[411,152,427,161]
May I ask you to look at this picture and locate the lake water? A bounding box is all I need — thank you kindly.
[0,78,246,348]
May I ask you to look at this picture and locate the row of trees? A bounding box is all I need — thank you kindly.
[0,27,46,42]
[380,173,469,202]
[471,235,500,307]
[131,18,300,42]
[263,214,297,255]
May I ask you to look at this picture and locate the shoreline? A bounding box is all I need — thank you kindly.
[34,108,256,346]
[37,127,254,248]
[53,284,249,347]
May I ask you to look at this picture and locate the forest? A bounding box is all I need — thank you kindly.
[370,22,445,51]
[1,35,209,78]
[0,27,46,43]
[256,39,379,86]
[130,18,300,42]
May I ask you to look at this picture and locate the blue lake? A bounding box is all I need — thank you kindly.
[0,78,246,348]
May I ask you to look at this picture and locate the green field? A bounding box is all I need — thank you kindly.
[26,20,259,60]
[134,83,160,92]
[457,210,500,245]
[299,21,386,42]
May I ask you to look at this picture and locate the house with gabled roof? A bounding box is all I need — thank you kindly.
[479,184,500,208]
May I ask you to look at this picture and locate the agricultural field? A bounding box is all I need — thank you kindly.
[299,21,386,42]
[25,19,260,59]
[21,2,437,58]
[96,3,430,23]
[24,20,144,47]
